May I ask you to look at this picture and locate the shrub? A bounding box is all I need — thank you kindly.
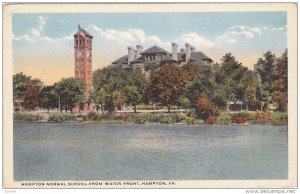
[186,117,196,125]
[217,112,231,124]
[255,112,271,122]
[205,116,217,124]
[195,92,215,120]
[119,113,130,122]
[98,113,119,121]
[170,105,179,110]
[86,111,98,121]
[48,115,62,122]
[271,112,288,121]
[134,114,146,124]
[14,112,44,121]
[173,113,187,123]
[48,114,76,122]
[194,119,205,125]
[231,116,247,124]
[76,114,86,122]
[77,117,84,122]
[160,115,175,124]
[136,105,162,110]
[186,110,197,119]
[119,113,137,123]
[239,111,256,121]
[146,114,161,123]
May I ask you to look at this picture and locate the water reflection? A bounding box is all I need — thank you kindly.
[14,123,288,180]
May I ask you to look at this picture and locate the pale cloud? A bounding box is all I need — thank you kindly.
[239,31,255,39]
[262,25,286,32]
[145,35,162,44]
[128,28,146,42]
[270,25,287,31]
[217,25,263,46]
[178,33,214,49]
[249,27,262,35]
[14,16,74,43]
[91,25,141,41]
[38,16,46,32]
[14,28,41,41]
[226,25,262,39]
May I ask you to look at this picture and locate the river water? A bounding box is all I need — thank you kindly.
[14,122,288,180]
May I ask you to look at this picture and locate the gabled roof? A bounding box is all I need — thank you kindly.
[178,51,213,64]
[191,51,213,62]
[112,55,128,65]
[74,24,93,38]
[141,45,169,54]
[161,54,176,62]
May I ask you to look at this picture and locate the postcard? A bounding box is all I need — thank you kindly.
[3,3,297,189]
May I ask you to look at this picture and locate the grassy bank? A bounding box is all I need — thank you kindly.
[13,111,287,125]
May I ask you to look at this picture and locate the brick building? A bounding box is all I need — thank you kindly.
[111,43,213,71]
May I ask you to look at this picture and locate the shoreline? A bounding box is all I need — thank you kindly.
[13,120,288,126]
[13,111,288,126]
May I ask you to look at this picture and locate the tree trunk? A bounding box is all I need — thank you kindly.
[168,105,171,113]
[58,95,61,113]
[101,104,104,113]
[134,105,137,113]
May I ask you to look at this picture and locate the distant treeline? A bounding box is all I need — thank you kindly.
[13,50,288,121]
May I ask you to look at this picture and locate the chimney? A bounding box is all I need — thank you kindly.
[136,45,143,55]
[171,43,178,61]
[127,46,135,64]
[185,43,191,62]
[180,48,185,53]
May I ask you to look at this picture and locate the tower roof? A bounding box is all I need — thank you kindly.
[74,24,93,38]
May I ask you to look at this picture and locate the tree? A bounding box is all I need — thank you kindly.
[92,66,147,113]
[13,72,32,111]
[144,62,160,73]
[207,53,261,110]
[272,49,288,112]
[124,85,140,113]
[244,85,258,110]
[92,87,106,112]
[23,79,43,110]
[186,68,218,107]
[38,85,58,112]
[147,64,183,112]
[55,78,85,113]
[147,63,201,112]
[125,68,148,112]
[195,92,215,120]
[112,90,126,110]
[255,51,276,97]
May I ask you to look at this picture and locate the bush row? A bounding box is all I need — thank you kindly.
[135,105,180,110]
[14,111,287,125]
[204,111,288,125]
[14,112,44,121]
[48,114,76,122]
[116,113,203,124]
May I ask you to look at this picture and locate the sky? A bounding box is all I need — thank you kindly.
[12,12,287,85]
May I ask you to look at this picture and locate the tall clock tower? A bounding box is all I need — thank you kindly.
[74,24,93,93]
